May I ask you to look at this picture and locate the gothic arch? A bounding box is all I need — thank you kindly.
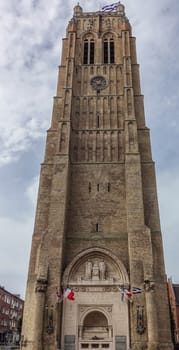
[79,306,112,327]
[81,31,98,41]
[62,247,129,287]
[101,31,118,39]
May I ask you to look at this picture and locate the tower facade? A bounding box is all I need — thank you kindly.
[21,3,173,350]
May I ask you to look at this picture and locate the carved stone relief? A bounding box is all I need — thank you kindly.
[85,259,106,281]
[62,247,129,287]
[136,305,145,335]
[144,279,155,292]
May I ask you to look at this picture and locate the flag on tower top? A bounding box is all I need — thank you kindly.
[101,2,120,12]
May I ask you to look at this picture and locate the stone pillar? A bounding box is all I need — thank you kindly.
[144,281,158,349]
[33,276,48,350]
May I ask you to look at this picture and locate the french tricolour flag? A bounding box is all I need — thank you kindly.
[102,2,120,12]
[63,288,75,301]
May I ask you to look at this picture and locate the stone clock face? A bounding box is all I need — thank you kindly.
[90,76,108,90]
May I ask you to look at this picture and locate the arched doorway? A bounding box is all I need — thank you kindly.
[62,248,129,350]
[79,310,112,350]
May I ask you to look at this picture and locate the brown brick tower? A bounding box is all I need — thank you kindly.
[21,3,173,350]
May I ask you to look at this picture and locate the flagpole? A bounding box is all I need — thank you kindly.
[98,1,102,11]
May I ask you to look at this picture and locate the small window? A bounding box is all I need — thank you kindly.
[81,344,89,348]
[96,223,99,232]
[92,345,99,348]
[97,114,100,128]
[102,345,109,348]
[107,183,110,192]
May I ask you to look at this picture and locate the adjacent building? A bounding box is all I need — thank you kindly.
[168,278,179,344]
[0,286,24,345]
[22,3,173,350]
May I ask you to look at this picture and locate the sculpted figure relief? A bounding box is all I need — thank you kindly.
[99,260,106,280]
[84,260,107,281]
[85,260,92,280]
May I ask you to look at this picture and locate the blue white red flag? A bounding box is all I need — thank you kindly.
[132,287,142,294]
[101,2,120,12]
[118,287,133,302]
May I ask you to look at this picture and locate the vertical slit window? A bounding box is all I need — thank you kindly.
[90,40,94,64]
[108,183,110,192]
[104,40,108,64]
[96,224,99,232]
[110,39,115,63]
[97,184,99,192]
[83,40,88,64]
[89,182,91,193]
[97,114,100,128]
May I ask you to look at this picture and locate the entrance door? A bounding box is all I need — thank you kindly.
[79,311,113,350]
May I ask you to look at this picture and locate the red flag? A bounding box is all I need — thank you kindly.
[67,290,75,300]
[63,288,75,301]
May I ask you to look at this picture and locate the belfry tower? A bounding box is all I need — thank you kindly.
[22,3,173,350]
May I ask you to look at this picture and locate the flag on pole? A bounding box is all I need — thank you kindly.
[132,287,142,294]
[63,288,75,301]
[56,288,63,303]
[101,2,120,12]
[118,287,133,302]
[56,288,75,302]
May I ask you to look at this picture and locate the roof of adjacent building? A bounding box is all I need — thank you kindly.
[173,284,179,305]
[0,286,24,303]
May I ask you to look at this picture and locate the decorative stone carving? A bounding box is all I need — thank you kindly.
[144,279,155,292]
[35,277,48,293]
[85,260,92,280]
[84,260,107,281]
[92,261,100,280]
[99,260,106,280]
[105,18,111,29]
[35,264,48,293]
[62,247,129,287]
[90,76,108,91]
[136,305,145,335]
[87,18,94,30]
[45,305,54,334]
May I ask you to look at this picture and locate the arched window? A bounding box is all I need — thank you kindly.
[103,35,115,64]
[83,37,94,64]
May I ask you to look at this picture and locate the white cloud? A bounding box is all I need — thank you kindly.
[25,175,39,207]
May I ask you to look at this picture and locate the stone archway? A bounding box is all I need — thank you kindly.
[62,248,129,350]
[62,247,129,288]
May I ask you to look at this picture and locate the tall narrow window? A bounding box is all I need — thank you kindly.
[90,40,94,64]
[83,40,88,64]
[104,40,108,64]
[83,38,95,64]
[103,37,115,64]
[110,39,115,63]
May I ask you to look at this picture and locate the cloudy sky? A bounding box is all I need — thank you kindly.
[0,0,179,299]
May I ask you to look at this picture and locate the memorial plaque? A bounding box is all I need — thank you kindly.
[115,336,126,350]
[64,335,76,350]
